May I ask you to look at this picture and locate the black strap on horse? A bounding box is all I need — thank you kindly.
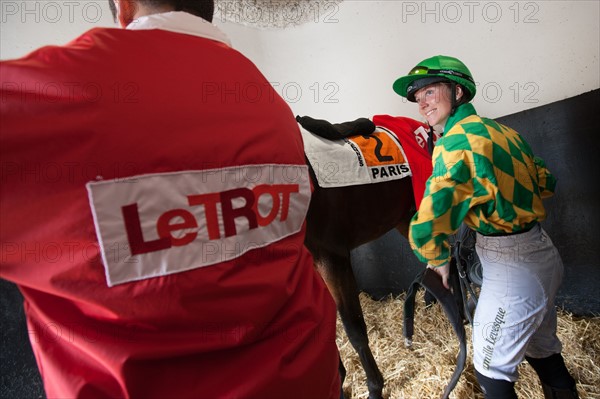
[403,224,479,399]
[427,125,435,156]
[403,267,467,399]
[296,115,375,139]
[452,224,479,325]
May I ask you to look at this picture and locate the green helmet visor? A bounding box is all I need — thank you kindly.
[405,77,452,101]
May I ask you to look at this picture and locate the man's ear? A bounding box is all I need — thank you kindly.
[114,0,137,27]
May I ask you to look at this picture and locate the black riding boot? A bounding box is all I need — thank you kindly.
[526,354,579,399]
[475,369,517,399]
[540,382,580,399]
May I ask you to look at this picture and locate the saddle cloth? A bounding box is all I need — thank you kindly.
[300,124,412,188]
[301,116,439,208]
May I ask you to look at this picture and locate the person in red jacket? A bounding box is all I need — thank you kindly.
[0,1,341,398]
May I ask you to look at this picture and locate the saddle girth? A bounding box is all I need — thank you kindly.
[403,267,467,399]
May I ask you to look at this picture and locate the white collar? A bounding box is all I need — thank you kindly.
[126,11,231,47]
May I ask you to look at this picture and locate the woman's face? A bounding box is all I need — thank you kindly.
[414,83,460,128]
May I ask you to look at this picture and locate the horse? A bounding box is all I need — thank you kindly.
[305,176,414,399]
[299,115,417,399]
[299,115,477,399]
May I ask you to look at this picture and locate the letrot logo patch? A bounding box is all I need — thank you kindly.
[87,165,311,286]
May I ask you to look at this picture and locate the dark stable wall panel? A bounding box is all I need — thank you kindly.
[1,279,45,398]
[351,89,600,316]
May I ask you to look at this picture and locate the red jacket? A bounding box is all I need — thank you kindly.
[1,13,339,399]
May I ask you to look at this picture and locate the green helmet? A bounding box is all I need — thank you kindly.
[393,55,476,102]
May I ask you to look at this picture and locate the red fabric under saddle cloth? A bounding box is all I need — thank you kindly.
[372,115,434,208]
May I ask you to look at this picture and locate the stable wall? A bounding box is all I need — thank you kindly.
[216,0,600,121]
[2,1,599,121]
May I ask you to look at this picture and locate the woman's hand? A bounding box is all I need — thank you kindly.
[427,263,450,289]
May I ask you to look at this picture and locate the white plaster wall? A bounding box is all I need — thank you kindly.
[222,0,600,121]
[0,1,116,57]
[1,1,599,122]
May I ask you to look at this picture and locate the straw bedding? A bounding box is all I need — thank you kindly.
[336,292,600,399]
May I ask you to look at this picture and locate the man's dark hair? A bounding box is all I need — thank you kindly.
[108,0,214,22]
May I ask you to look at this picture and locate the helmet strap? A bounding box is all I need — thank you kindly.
[427,125,435,155]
